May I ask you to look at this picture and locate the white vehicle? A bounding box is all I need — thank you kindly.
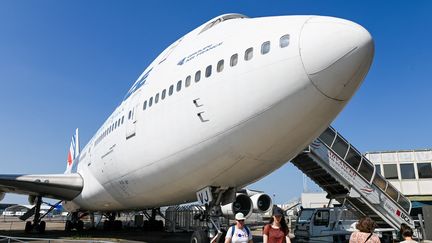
[295,207,357,242]
[0,13,374,241]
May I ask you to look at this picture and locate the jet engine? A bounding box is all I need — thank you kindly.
[249,193,273,213]
[221,193,253,219]
[0,191,5,202]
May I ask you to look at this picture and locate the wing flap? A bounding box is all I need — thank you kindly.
[0,174,83,201]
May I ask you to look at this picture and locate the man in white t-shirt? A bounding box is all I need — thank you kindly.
[225,212,253,243]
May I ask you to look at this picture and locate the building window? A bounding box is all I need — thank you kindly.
[169,85,174,96]
[161,89,166,100]
[185,76,191,87]
[383,164,398,180]
[418,163,432,178]
[280,34,290,48]
[176,80,182,92]
[244,47,253,61]
[375,164,381,175]
[195,71,201,82]
[217,60,224,72]
[121,116,124,124]
[400,163,415,179]
[261,41,270,54]
[230,54,238,67]
[143,100,147,110]
[205,65,212,78]
[128,110,132,119]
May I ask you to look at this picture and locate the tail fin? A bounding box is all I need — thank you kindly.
[65,128,80,174]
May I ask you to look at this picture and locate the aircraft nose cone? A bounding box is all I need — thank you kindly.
[300,16,374,101]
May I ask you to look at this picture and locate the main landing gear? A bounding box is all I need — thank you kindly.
[21,196,61,233]
[64,212,85,231]
[102,212,123,231]
[143,208,164,231]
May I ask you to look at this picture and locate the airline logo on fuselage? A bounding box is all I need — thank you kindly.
[178,42,223,65]
[124,68,153,100]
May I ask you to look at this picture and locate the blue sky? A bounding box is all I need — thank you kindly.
[0,1,431,205]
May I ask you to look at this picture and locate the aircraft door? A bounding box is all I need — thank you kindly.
[125,91,141,139]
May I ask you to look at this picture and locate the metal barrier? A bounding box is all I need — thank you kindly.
[165,204,228,232]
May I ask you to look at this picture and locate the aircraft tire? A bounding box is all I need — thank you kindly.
[25,221,32,233]
[77,220,84,231]
[65,220,72,231]
[190,230,209,243]
[38,221,46,233]
[114,220,122,230]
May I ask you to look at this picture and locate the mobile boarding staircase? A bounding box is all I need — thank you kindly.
[291,126,415,231]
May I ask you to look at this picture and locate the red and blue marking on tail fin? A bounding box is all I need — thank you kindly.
[65,128,79,174]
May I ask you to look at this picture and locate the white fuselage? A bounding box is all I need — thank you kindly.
[66,14,374,211]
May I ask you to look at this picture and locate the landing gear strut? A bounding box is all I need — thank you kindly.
[191,187,234,243]
[22,196,50,233]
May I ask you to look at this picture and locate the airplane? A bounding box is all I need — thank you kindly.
[0,13,374,242]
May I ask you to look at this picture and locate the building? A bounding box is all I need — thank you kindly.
[365,149,432,215]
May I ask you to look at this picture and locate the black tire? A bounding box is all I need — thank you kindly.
[190,230,209,243]
[25,221,32,233]
[38,221,46,234]
[65,220,72,231]
[103,220,112,231]
[114,220,122,230]
[76,220,84,231]
[157,220,164,231]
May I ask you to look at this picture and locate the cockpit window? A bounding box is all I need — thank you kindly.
[199,14,248,34]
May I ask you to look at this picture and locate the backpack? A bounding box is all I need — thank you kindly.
[230,225,250,237]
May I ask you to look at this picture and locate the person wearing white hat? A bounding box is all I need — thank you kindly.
[224,212,253,243]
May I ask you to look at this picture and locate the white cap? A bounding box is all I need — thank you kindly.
[235,212,246,221]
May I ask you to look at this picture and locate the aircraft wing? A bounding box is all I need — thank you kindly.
[0,173,83,201]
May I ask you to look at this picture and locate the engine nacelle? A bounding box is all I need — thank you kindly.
[221,193,253,219]
[250,193,273,213]
[0,191,5,202]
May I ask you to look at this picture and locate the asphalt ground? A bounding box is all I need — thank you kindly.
[0,218,273,243]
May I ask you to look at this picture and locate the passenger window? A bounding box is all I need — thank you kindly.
[169,85,174,96]
[230,54,238,67]
[244,48,253,61]
[155,93,159,104]
[143,100,147,110]
[176,80,182,92]
[217,60,224,72]
[205,65,212,78]
[280,34,290,48]
[161,89,166,100]
[185,76,191,87]
[261,41,270,54]
[149,97,153,107]
[195,71,201,82]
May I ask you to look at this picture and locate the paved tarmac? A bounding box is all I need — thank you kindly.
[0,218,269,243]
